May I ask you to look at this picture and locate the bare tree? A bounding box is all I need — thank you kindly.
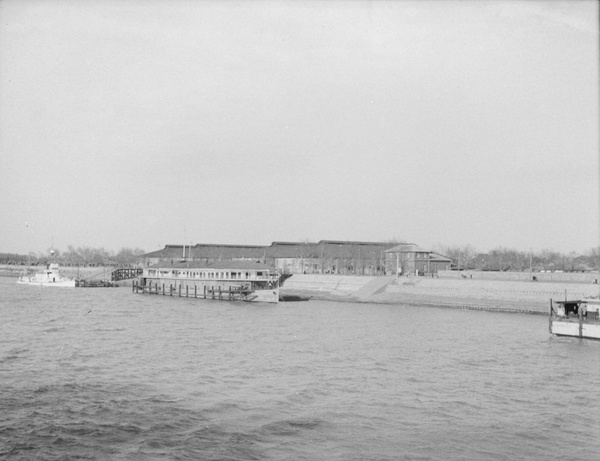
[434,244,477,270]
[589,247,600,272]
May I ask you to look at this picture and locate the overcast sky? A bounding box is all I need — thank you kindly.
[1,0,598,255]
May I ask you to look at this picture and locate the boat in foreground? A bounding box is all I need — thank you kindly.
[17,262,76,288]
[134,260,280,303]
[549,297,600,340]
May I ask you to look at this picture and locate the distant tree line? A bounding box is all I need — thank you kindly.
[433,245,600,273]
[2,244,599,273]
[0,246,146,267]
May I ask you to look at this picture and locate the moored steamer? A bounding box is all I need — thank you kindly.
[134,260,280,303]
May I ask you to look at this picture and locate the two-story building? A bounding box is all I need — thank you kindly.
[384,243,452,276]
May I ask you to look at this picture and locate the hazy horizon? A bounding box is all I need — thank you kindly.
[1,238,599,259]
[1,1,598,255]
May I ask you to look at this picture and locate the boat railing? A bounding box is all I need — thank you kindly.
[146,270,280,281]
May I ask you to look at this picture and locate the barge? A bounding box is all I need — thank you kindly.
[549,297,600,340]
[133,260,280,303]
[75,279,118,288]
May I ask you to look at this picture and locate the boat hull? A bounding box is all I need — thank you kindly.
[134,280,279,303]
[550,319,600,340]
[17,279,76,288]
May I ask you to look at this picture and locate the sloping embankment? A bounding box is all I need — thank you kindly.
[280,274,600,314]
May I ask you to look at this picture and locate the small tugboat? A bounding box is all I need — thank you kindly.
[17,260,75,288]
[549,297,600,340]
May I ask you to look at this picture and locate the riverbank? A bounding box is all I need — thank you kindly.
[280,274,600,314]
[4,265,599,312]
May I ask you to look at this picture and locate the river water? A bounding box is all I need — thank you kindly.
[1,277,598,460]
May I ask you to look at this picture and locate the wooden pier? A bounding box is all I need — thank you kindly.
[132,280,255,302]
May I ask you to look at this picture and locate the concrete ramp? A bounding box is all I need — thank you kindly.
[353,276,394,299]
[282,275,374,295]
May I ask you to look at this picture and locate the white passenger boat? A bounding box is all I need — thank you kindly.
[17,262,76,288]
[134,260,280,303]
[549,297,600,340]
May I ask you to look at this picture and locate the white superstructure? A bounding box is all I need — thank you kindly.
[17,263,76,288]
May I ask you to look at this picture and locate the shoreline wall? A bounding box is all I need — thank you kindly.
[437,270,598,284]
[281,274,600,314]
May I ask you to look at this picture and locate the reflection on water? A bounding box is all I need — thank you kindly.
[0,277,598,460]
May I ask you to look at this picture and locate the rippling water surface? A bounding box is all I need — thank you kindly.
[1,277,598,460]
